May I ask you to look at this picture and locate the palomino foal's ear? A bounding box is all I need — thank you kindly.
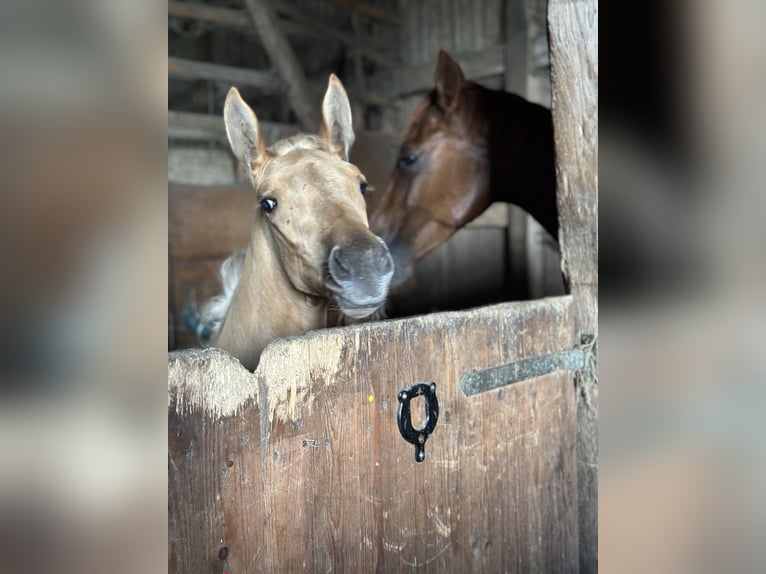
[435,50,465,112]
[223,87,266,183]
[319,74,355,160]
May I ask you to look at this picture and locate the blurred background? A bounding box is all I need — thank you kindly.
[600,0,766,571]
[0,0,765,571]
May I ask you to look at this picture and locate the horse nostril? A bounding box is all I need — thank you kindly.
[329,245,352,282]
[378,251,394,276]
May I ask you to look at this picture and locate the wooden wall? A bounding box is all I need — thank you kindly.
[370,0,564,304]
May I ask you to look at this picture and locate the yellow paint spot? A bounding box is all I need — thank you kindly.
[368,394,374,403]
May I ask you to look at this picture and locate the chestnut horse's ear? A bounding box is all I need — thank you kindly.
[435,50,465,112]
[319,74,355,160]
[223,87,266,184]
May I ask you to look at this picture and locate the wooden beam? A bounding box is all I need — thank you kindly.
[168,57,282,92]
[275,3,395,67]
[168,2,394,66]
[168,111,298,143]
[168,2,249,28]
[548,1,599,573]
[241,0,320,130]
[370,44,506,97]
[317,0,400,24]
[504,0,528,95]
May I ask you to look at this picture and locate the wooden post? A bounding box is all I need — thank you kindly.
[241,0,320,131]
[548,0,599,572]
[504,0,530,300]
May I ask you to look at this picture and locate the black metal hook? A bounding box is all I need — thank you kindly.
[397,382,439,462]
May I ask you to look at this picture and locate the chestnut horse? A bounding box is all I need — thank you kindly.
[202,75,394,370]
[367,50,558,290]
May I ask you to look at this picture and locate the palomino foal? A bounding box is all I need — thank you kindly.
[367,50,558,290]
[203,75,394,370]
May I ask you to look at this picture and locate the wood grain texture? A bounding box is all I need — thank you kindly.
[168,57,282,92]
[242,0,321,131]
[548,0,599,572]
[168,111,298,144]
[169,297,579,572]
[169,184,254,262]
[371,44,506,97]
[168,1,395,66]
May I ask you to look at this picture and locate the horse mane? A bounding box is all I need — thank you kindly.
[200,248,246,344]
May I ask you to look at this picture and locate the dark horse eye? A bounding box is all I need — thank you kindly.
[261,198,277,213]
[398,154,418,168]
[360,181,368,195]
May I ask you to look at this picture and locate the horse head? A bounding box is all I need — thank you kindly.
[367,51,491,289]
[223,75,394,322]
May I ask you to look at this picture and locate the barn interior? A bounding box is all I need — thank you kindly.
[168,0,565,350]
[167,2,597,571]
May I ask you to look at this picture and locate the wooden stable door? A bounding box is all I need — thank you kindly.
[169,297,581,572]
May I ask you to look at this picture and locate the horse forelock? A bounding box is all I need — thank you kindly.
[256,133,347,183]
[269,134,333,157]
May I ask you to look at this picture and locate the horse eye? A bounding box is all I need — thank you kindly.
[360,181,368,195]
[261,198,277,213]
[398,154,418,168]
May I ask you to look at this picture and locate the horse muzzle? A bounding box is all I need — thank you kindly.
[326,235,394,318]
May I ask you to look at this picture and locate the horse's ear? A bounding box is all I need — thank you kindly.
[319,74,355,160]
[223,87,266,184]
[435,50,465,112]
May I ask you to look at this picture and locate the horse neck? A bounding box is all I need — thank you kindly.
[214,221,328,371]
[478,87,559,239]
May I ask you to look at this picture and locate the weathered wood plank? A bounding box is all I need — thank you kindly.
[394,226,509,316]
[168,57,282,92]
[370,44,506,97]
[169,1,249,28]
[548,0,599,572]
[504,0,537,301]
[317,0,401,24]
[242,0,320,130]
[168,297,579,572]
[504,0,528,95]
[168,111,299,144]
[168,1,395,67]
[169,184,254,262]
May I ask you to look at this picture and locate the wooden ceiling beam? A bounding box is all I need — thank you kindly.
[168,2,249,28]
[168,1,395,67]
[317,0,400,25]
[241,0,319,130]
[168,111,298,143]
[168,57,282,92]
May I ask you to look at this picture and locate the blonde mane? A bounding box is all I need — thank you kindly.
[199,248,246,343]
